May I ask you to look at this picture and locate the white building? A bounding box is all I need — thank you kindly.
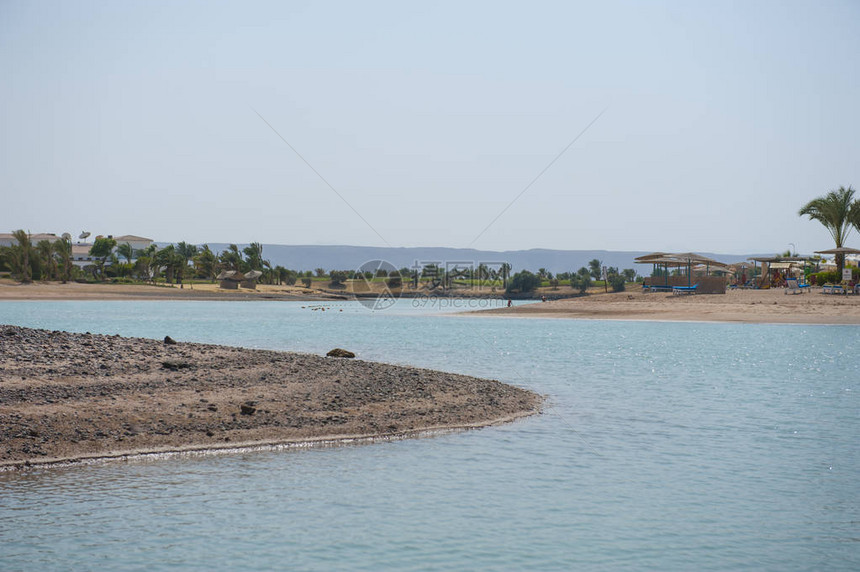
[71,244,96,269]
[0,232,155,269]
[0,232,63,247]
[112,235,154,253]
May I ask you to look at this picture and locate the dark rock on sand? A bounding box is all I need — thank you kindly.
[326,348,356,358]
[164,336,177,345]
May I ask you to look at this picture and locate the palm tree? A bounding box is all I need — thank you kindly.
[154,245,185,283]
[175,241,198,284]
[113,243,135,279]
[89,236,117,281]
[588,258,602,281]
[36,240,57,281]
[799,186,860,274]
[243,242,265,271]
[116,243,134,265]
[537,268,553,280]
[194,245,217,281]
[133,244,158,281]
[499,262,511,289]
[218,244,243,273]
[53,238,72,283]
[11,230,32,283]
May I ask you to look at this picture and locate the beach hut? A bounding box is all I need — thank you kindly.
[217,270,242,289]
[241,270,263,289]
[216,269,264,289]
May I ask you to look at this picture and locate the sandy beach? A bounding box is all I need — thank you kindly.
[0,280,346,301]
[3,280,860,324]
[0,326,541,470]
[476,287,860,325]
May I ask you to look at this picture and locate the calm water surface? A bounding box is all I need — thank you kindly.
[0,301,858,570]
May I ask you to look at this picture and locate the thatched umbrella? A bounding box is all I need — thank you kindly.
[814,247,860,255]
[666,253,721,286]
[634,252,671,262]
[635,253,673,287]
[636,252,729,288]
[815,247,860,279]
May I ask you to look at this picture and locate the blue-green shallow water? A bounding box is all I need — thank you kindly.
[1,300,858,571]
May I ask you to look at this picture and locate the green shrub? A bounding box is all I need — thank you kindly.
[813,271,840,285]
[386,271,402,288]
[506,270,541,294]
[607,273,626,292]
[570,273,591,294]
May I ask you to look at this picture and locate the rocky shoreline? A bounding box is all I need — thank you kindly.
[0,326,541,470]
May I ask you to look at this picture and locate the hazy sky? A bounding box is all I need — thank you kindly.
[2,0,859,254]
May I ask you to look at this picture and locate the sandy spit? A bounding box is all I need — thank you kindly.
[471,288,860,325]
[0,326,541,470]
[0,281,343,301]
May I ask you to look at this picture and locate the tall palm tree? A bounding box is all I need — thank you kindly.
[11,230,32,283]
[194,245,217,281]
[799,186,860,274]
[175,242,198,284]
[36,240,57,281]
[243,242,264,271]
[219,244,243,273]
[53,238,72,283]
[499,262,511,289]
[588,258,602,281]
[88,236,117,281]
[116,243,134,265]
[154,245,185,284]
[114,243,134,279]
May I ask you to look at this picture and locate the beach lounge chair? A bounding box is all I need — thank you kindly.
[822,284,845,295]
[672,284,698,296]
[784,278,803,295]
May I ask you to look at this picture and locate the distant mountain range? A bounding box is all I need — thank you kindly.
[200,244,764,275]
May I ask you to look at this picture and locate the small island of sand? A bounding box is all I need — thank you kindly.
[0,326,541,470]
[475,288,860,324]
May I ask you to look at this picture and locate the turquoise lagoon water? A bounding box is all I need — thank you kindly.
[0,300,858,570]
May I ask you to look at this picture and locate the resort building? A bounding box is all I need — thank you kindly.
[113,235,154,253]
[71,244,97,269]
[0,232,63,247]
[0,231,154,269]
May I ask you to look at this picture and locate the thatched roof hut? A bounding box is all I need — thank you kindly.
[241,270,263,289]
[217,270,242,290]
[216,269,263,289]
